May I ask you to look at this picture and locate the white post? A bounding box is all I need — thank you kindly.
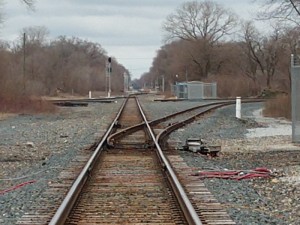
[108,71,111,98]
[89,91,92,99]
[236,96,241,119]
[124,72,128,93]
[162,75,165,93]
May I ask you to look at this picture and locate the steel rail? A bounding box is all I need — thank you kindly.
[49,97,128,225]
[156,103,232,142]
[135,97,203,225]
[107,98,264,147]
[107,100,233,146]
[50,97,263,224]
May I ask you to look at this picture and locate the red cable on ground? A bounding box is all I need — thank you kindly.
[191,167,272,180]
[234,173,270,180]
[0,180,36,195]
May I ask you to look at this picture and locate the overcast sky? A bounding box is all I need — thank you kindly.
[0,0,261,79]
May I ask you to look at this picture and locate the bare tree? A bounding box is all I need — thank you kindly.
[162,0,237,78]
[163,0,237,43]
[277,26,300,88]
[242,21,263,85]
[257,0,300,25]
[19,0,35,9]
[0,0,35,27]
[242,21,285,89]
[22,26,49,46]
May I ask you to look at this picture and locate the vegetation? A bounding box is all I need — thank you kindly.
[140,1,295,96]
[0,27,129,113]
[0,95,56,114]
[0,1,130,113]
[1,0,300,119]
[136,0,300,119]
[263,94,291,119]
[257,0,300,25]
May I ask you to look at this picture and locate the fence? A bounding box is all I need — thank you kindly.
[172,81,217,99]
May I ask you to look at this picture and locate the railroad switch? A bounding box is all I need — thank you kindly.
[114,121,121,128]
[181,138,221,157]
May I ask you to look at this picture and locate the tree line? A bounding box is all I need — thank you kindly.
[1,0,299,101]
[137,0,300,97]
[0,26,129,99]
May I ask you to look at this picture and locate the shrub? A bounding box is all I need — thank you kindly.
[263,94,291,120]
[207,75,260,97]
[0,94,56,114]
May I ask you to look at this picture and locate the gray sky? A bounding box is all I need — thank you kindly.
[1,0,260,79]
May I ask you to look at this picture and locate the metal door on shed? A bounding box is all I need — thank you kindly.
[187,83,203,99]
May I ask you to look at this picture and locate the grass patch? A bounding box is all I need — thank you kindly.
[0,113,14,120]
[263,94,291,120]
[0,95,56,114]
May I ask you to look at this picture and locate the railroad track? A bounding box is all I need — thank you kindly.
[17,96,261,224]
[50,96,201,224]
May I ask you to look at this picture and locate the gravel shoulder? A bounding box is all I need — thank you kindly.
[1,97,299,225]
[142,98,300,225]
[0,101,122,225]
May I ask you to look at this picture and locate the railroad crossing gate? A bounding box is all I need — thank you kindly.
[291,54,300,143]
[172,81,217,99]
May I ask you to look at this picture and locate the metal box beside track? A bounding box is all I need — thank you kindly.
[182,138,221,156]
[172,81,217,100]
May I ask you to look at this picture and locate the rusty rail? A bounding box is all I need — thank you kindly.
[136,98,203,225]
[156,102,232,142]
[49,97,263,224]
[49,97,128,225]
[107,100,234,146]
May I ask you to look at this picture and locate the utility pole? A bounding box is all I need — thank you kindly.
[23,32,26,94]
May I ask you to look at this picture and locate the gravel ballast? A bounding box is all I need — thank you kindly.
[1,96,299,225]
[142,98,300,225]
[0,101,122,225]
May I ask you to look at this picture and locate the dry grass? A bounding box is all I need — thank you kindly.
[263,94,291,120]
[0,95,56,114]
[163,90,176,99]
[207,75,259,97]
[0,113,14,120]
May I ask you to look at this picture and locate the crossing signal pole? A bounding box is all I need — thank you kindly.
[107,57,112,98]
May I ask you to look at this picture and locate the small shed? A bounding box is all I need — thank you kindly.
[172,81,217,99]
